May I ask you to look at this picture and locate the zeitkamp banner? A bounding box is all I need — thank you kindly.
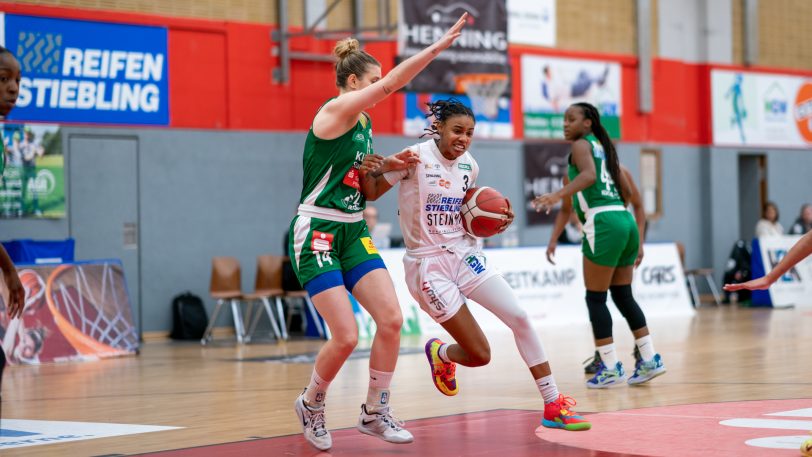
[398,0,509,94]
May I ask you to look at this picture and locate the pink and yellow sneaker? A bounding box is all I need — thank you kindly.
[542,394,591,431]
[424,338,458,396]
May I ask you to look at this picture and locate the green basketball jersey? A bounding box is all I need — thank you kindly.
[299,105,373,214]
[0,140,4,177]
[568,133,624,223]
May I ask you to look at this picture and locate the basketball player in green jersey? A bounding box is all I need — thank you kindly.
[0,46,26,398]
[534,102,666,389]
[289,14,468,451]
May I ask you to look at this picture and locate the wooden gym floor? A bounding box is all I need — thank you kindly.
[1,306,811,456]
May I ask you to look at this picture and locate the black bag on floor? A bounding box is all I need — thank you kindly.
[170,292,208,340]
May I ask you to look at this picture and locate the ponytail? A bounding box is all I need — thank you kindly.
[420,98,475,138]
[573,102,626,204]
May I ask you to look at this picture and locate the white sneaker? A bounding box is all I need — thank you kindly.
[294,392,332,450]
[356,404,414,444]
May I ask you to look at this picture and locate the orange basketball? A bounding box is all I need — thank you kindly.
[460,186,511,238]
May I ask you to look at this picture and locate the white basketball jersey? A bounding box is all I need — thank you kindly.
[384,139,479,250]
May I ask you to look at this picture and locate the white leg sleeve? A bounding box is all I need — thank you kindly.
[467,275,548,368]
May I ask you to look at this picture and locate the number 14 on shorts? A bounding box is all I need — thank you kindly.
[311,231,335,268]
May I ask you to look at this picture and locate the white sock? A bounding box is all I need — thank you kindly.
[536,374,559,404]
[597,343,619,368]
[438,343,451,363]
[366,368,393,411]
[304,369,330,408]
[635,335,657,361]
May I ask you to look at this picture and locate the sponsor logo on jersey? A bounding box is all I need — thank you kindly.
[465,254,486,275]
[425,196,463,212]
[425,173,441,178]
[311,231,334,252]
[424,163,441,170]
[343,167,361,190]
[438,179,451,189]
[353,132,366,143]
[428,180,438,187]
[360,236,378,255]
[458,163,472,171]
[427,193,443,204]
[421,281,446,312]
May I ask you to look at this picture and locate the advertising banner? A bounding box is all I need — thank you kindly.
[507,0,555,47]
[1,123,64,218]
[398,0,509,94]
[403,92,512,139]
[522,55,622,139]
[377,243,693,334]
[0,260,139,365]
[1,13,169,125]
[711,69,812,147]
[523,141,570,225]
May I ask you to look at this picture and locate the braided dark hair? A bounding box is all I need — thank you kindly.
[420,98,475,138]
[573,102,626,204]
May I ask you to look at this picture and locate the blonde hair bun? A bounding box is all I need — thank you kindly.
[334,38,360,60]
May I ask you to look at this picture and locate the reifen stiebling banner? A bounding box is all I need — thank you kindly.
[1,13,169,125]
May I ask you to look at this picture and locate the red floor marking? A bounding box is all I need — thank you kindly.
[133,409,639,457]
[536,398,812,457]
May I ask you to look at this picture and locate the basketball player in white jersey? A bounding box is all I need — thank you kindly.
[360,99,591,432]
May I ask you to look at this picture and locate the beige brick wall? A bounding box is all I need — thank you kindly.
[557,0,638,55]
[11,0,812,70]
[9,0,400,29]
[731,0,744,65]
[11,0,278,23]
[758,0,812,70]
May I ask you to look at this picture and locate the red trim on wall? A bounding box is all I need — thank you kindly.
[3,1,811,144]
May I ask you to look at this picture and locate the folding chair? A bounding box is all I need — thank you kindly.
[201,257,248,345]
[244,255,285,343]
[281,256,327,339]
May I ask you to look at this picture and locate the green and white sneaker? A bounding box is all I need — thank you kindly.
[628,353,666,385]
[586,361,626,388]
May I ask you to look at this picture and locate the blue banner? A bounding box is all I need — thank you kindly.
[4,14,169,125]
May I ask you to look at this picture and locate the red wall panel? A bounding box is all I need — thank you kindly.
[168,30,228,128]
[6,1,812,146]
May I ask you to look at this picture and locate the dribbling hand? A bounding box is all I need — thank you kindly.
[496,203,515,234]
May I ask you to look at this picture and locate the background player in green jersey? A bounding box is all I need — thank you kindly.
[0,45,26,399]
[290,14,468,451]
[534,102,666,389]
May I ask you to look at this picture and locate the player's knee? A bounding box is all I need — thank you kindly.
[609,284,647,330]
[375,311,403,338]
[468,348,491,367]
[504,309,531,332]
[332,332,359,354]
[586,290,613,339]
